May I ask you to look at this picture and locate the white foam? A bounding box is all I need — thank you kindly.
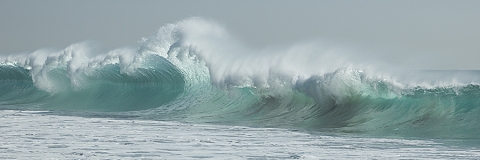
[2,17,479,92]
[0,110,478,159]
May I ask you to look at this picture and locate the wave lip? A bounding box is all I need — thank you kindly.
[1,17,480,139]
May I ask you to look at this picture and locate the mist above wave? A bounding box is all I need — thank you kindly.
[2,17,479,92]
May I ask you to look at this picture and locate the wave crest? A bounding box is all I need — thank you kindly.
[1,17,480,138]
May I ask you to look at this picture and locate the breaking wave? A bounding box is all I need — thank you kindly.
[1,17,480,139]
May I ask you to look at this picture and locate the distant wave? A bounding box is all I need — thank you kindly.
[1,17,480,139]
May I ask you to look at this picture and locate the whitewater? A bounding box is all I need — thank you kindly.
[1,18,480,158]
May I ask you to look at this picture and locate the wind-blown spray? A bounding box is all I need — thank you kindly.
[1,17,479,139]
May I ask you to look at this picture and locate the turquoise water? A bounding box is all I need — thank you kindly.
[1,18,480,143]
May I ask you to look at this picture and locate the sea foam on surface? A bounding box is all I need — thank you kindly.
[0,110,478,159]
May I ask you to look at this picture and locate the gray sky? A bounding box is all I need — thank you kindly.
[1,0,479,69]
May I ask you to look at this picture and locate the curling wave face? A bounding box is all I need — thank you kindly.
[0,54,185,111]
[1,18,480,139]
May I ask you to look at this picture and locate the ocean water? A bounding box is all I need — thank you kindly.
[1,110,479,159]
[1,18,480,159]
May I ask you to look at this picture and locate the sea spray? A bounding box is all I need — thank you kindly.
[0,17,479,138]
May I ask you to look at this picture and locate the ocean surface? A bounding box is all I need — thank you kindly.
[1,18,480,159]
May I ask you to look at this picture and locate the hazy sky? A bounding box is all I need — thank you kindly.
[1,0,479,69]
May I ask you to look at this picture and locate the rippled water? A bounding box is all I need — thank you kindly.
[0,110,478,159]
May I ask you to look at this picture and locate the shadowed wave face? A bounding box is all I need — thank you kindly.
[0,54,185,111]
[1,18,480,139]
